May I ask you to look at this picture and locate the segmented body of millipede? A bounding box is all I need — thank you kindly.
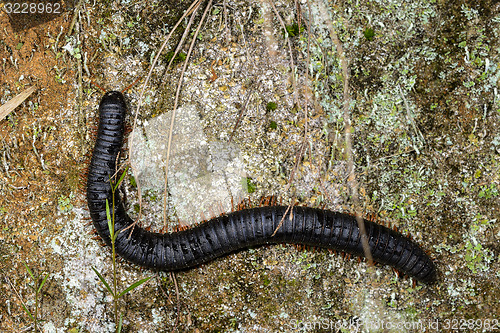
[86,91,436,283]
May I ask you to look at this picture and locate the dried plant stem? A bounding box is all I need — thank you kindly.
[128,0,204,229]
[267,0,298,105]
[163,0,213,226]
[318,2,374,265]
[0,86,36,122]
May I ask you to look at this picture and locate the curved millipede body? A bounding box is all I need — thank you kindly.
[86,91,436,283]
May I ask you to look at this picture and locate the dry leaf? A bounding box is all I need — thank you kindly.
[0,86,37,122]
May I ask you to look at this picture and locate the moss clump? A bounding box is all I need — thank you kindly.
[242,177,256,193]
[284,23,304,37]
[266,102,277,111]
[165,51,187,64]
[363,27,375,41]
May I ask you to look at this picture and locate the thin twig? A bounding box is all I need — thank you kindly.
[162,0,213,226]
[236,16,251,61]
[318,1,374,265]
[76,16,85,145]
[4,273,28,309]
[398,84,425,154]
[170,272,181,333]
[223,0,230,44]
[130,0,203,142]
[268,0,298,105]
[67,0,84,36]
[228,92,252,143]
[267,0,305,198]
[32,130,46,171]
[284,140,306,193]
[3,273,33,329]
[166,5,198,70]
[303,1,312,163]
[271,197,296,236]
[128,0,203,231]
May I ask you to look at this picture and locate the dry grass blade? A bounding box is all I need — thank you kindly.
[228,92,253,143]
[315,0,374,266]
[0,86,37,122]
[267,0,298,105]
[128,0,203,230]
[163,0,213,226]
[161,0,204,227]
[267,0,303,197]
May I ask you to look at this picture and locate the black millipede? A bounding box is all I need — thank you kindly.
[86,91,436,284]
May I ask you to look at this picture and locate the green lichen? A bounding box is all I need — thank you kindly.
[57,194,74,213]
[243,177,256,194]
[128,174,137,188]
[478,183,499,199]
